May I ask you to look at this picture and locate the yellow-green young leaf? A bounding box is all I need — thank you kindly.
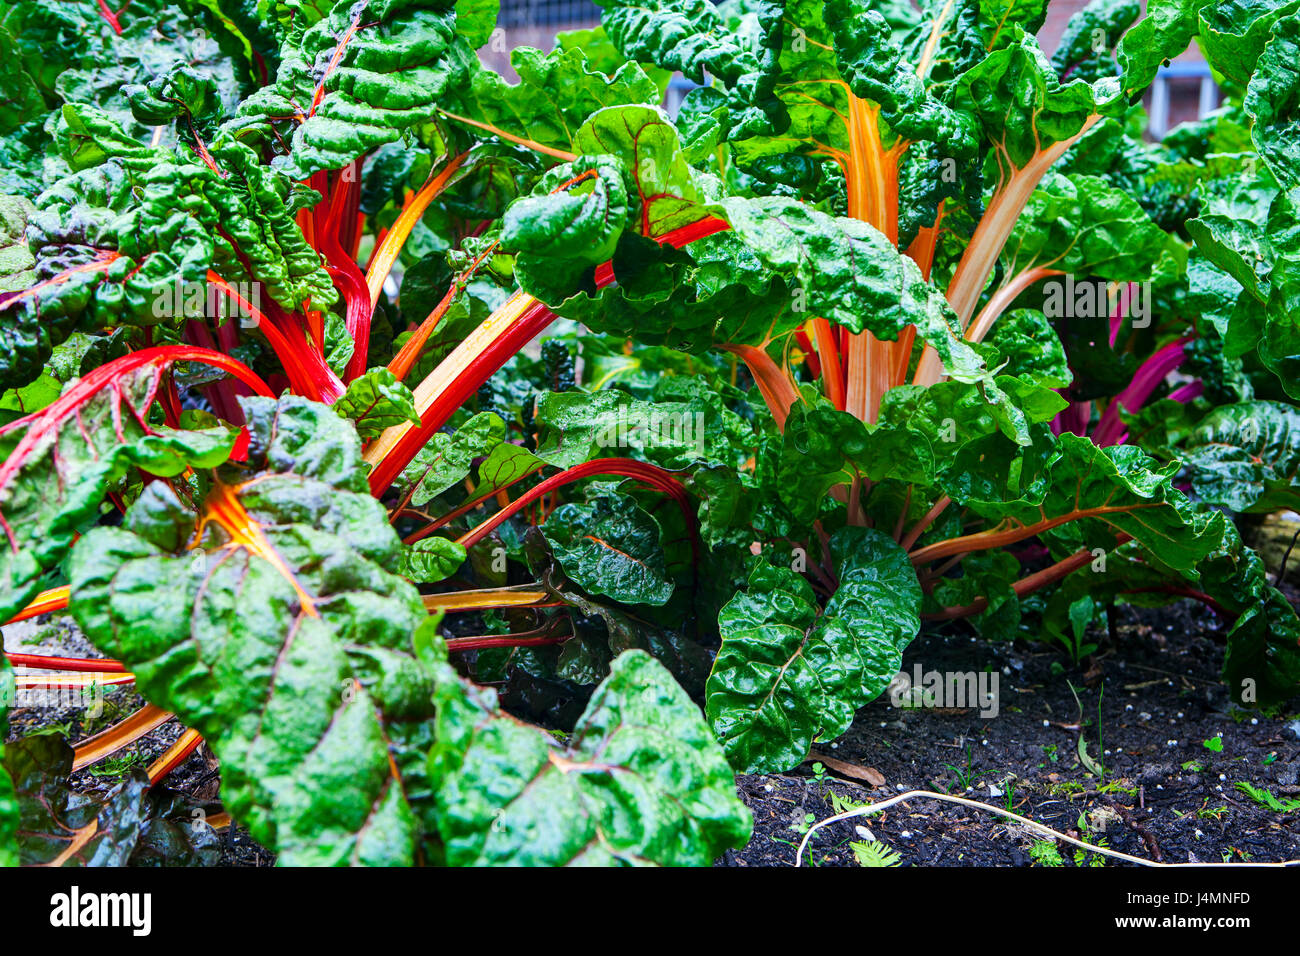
[571,106,712,238]
[69,396,433,866]
[454,45,664,155]
[706,527,922,773]
[429,647,752,865]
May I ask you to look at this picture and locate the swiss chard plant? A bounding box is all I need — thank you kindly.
[0,0,1297,865]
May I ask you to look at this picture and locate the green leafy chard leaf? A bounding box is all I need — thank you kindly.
[429,647,751,865]
[1116,0,1213,92]
[453,45,663,155]
[706,527,922,773]
[401,536,466,584]
[398,411,505,507]
[334,367,421,438]
[0,653,15,867]
[502,156,628,301]
[1007,173,1167,279]
[542,490,675,606]
[0,194,35,292]
[961,433,1224,572]
[1199,0,1300,87]
[959,27,1123,170]
[1181,401,1300,512]
[1244,12,1300,192]
[573,105,714,238]
[595,0,787,139]
[224,0,474,178]
[985,309,1072,388]
[69,396,433,865]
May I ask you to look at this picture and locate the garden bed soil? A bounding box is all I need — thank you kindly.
[724,589,1300,867]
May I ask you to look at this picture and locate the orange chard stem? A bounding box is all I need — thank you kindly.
[422,588,555,613]
[146,729,204,785]
[365,152,469,310]
[720,344,801,430]
[388,241,499,383]
[71,705,174,773]
[810,318,846,411]
[915,116,1100,386]
[437,110,578,162]
[965,266,1064,344]
[4,585,70,624]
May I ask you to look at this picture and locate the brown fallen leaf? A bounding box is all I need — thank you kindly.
[808,751,885,787]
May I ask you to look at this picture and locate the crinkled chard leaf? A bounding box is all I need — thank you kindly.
[0,363,237,622]
[963,433,1224,571]
[1117,0,1214,92]
[4,129,339,387]
[224,0,474,178]
[69,396,433,865]
[958,27,1123,170]
[1180,401,1300,512]
[706,527,922,773]
[0,194,35,292]
[1245,12,1300,192]
[334,367,421,438]
[429,647,752,865]
[571,106,714,238]
[595,0,787,139]
[401,536,466,584]
[502,156,629,302]
[398,411,505,507]
[542,490,675,606]
[455,45,663,155]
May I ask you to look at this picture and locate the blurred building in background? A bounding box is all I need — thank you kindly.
[487,0,1217,138]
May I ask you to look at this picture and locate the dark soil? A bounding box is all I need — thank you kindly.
[723,590,1300,867]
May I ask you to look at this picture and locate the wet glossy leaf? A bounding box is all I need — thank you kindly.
[706,527,922,773]
[429,647,752,865]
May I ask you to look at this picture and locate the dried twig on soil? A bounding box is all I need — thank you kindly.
[795,790,1300,868]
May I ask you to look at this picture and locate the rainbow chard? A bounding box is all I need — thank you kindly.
[2,0,1300,867]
